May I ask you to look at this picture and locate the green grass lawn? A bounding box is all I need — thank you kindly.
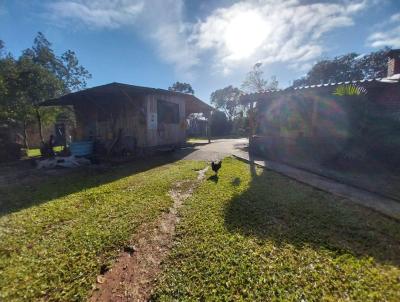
[187,137,209,142]
[187,135,245,143]
[153,158,400,301]
[2,156,399,301]
[0,159,205,301]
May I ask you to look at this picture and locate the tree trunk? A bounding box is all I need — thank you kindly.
[35,107,44,144]
[23,120,29,149]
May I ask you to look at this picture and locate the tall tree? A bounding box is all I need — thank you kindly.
[26,32,91,93]
[168,81,194,94]
[0,41,8,104]
[241,63,279,93]
[60,50,91,92]
[23,32,91,143]
[31,32,61,74]
[241,63,278,139]
[293,48,390,87]
[0,33,91,146]
[293,53,362,86]
[356,48,389,79]
[0,50,19,123]
[0,40,4,56]
[16,54,64,144]
[0,49,39,148]
[210,86,242,121]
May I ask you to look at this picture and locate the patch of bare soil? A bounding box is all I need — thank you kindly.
[90,166,208,302]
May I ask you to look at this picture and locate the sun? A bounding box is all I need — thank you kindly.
[224,11,269,61]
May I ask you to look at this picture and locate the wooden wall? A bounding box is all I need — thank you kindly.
[74,96,147,149]
[73,93,187,149]
[146,94,186,147]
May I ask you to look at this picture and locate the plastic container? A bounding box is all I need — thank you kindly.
[70,141,93,156]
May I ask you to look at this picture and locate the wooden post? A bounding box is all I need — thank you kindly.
[207,111,211,143]
[248,101,255,144]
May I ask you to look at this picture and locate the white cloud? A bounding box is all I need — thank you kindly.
[0,2,7,16]
[47,0,370,76]
[191,0,368,74]
[368,13,400,48]
[390,13,400,23]
[47,0,198,76]
[136,0,200,77]
[48,0,144,29]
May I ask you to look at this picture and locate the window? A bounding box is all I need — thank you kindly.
[157,99,180,124]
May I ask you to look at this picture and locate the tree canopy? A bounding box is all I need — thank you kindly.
[209,64,279,136]
[0,32,91,146]
[168,82,194,94]
[293,48,390,87]
[241,63,279,93]
[210,86,242,121]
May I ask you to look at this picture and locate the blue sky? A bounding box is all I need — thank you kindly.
[0,0,399,102]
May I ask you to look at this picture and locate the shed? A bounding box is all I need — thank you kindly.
[240,78,400,168]
[41,82,212,153]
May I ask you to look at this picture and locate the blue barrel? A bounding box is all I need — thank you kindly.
[70,141,93,156]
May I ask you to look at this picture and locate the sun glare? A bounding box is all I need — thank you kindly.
[224,11,269,60]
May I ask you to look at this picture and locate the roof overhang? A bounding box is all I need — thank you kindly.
[41,82,213,115]
[184,94,213,116]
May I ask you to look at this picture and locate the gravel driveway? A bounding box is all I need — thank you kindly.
[175,138,249,161]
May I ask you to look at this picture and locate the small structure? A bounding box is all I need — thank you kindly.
[41,83,212,154]
[240,50,400,168]
[187,114,208,137]
[387,49,400,80]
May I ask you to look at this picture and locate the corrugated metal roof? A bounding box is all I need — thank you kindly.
[240,76,400,103]
[40,82,212,112]
[292,78,389,90]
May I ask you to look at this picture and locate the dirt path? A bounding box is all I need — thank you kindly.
[90,166,208,302]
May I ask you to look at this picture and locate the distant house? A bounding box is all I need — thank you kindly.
[41,83,212,154]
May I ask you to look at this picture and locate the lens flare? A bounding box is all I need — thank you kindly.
[256,91,351,162]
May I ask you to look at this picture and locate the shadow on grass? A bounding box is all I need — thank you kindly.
[0,148,197,217]
[231,177,241,186]
[248,143,400,202]
[207,175,219,183]
[224,155,400,267]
